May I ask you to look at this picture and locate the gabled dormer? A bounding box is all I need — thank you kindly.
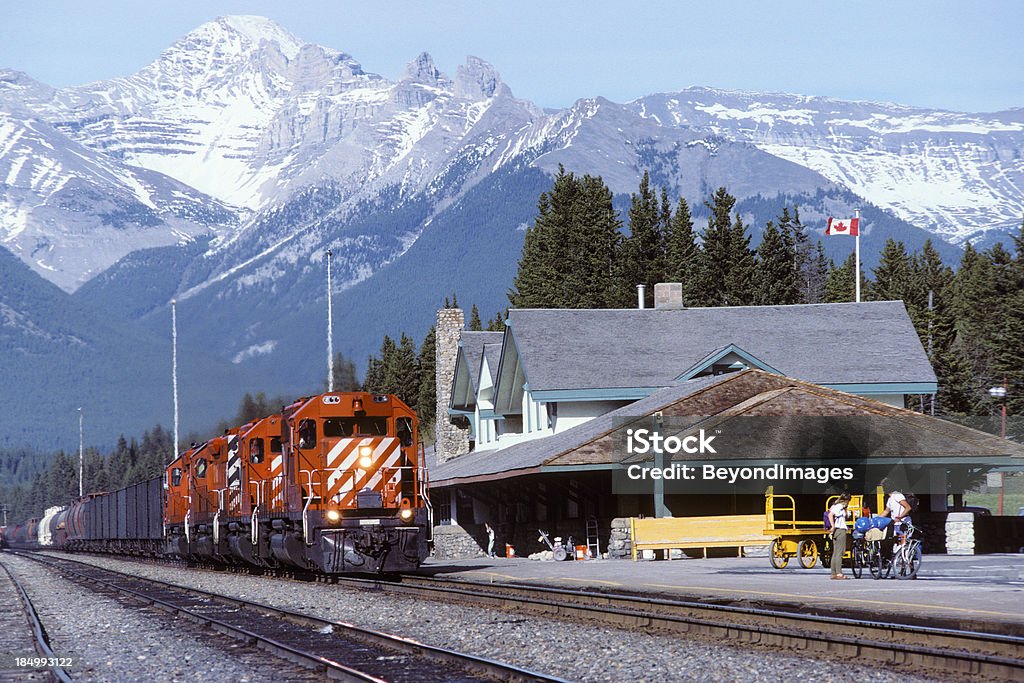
[675,344,782,381]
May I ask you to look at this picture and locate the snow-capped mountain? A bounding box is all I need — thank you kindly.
[631,89,1024,246]
[4,14,1018,447]
[3,15,1021,296]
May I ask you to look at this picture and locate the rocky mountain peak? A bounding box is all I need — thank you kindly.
[403,52,448,86]
[453,56,509,100]
[193,15,306,60]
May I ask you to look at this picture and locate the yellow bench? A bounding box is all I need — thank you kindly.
[630,515,773,560]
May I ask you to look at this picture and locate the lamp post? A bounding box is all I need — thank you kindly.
[988,380,1008,515]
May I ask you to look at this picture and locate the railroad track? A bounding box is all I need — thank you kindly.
[15,553,564,683]
[328,573,1024,681]
[0,555,73,683]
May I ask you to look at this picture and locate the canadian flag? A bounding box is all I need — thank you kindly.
[826,217,859,236]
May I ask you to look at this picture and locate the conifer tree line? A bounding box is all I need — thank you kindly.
[0,427,174,524]
[509,166,1024,422]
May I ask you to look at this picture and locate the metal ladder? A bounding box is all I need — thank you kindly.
[586,517,600,559]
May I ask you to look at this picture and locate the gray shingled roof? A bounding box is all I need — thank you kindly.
[505,301,935,392]
[431,374,729,484]
[481,343,502,385]
[459,332,503,392]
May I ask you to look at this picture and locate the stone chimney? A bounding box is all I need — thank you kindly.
[435,308,471,463]
[654,282,685,310]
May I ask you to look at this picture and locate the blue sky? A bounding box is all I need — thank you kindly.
[2,1,1021,112]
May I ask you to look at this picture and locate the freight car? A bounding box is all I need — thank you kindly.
[3,391,432,575]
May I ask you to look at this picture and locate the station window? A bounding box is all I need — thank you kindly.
[249,438,265,464]
[298,419,317,448]
[171,468,182,487]
[195,458,208,478]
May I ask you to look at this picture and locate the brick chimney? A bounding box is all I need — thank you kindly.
[654,282,685,310]
[435,308,471,463]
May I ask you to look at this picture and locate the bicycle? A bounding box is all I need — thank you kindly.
[867,520,921,580]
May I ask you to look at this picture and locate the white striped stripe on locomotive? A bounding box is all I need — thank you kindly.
[324,437,399,506]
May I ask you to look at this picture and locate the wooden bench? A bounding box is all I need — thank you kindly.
[630,515,773,560]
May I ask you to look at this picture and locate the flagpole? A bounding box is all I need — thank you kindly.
[854,208,861,303]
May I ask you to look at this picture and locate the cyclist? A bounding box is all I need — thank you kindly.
[881,481,913,536]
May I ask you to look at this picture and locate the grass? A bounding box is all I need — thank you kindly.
[963,472,1024,515]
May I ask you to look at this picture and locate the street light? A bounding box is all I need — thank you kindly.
[987,380,1008,515]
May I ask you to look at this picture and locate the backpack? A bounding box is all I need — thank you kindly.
[905,493,919,512]
[823,510,833,531]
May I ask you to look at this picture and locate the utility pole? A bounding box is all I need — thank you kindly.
[327,249,334,392]
[78,407,84,498]
[172,299,179,463]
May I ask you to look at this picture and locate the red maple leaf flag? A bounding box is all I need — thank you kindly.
[826,217,860,236]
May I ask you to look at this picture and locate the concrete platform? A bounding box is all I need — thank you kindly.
[420,553,1024,635]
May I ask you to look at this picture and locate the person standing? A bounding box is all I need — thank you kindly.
[485,523,496,558]
[828,493,852,580]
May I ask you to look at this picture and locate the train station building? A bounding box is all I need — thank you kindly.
[428,285,1024,558]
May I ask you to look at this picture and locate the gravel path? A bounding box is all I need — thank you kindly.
[0,553,318,683]
[42,552,944,683]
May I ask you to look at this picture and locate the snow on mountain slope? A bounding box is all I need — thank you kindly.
[3,15,1022,297]
[0,108,233,290]
[631,89,1024,244]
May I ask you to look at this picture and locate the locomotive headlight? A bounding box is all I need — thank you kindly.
[326,509,341,522]
[358,445,373,469]
[399,508,414,522]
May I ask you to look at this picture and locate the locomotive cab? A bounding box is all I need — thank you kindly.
[268,392,429,573]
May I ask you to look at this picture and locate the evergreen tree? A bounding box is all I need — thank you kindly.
[825,253,856,303]
[806,241,830,304]
[780,206,813,303]
[870,238,915,303]
[416,327,437,432]
[664,197,701,306]
[724,214,756,306]
[696,187,738,306]
[509,166,577,307]
[509,166,623,308]
[486,311,506,331]
[363,336,396,394]
[754,221,799,305]
[384,333,420,411]
[619,171,665,307]
[469,305,483,331]
[952,242,999,415]
[330,352,360,391]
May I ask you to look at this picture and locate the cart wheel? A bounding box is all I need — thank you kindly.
[553,546,567,561]
[797,539,818,569]
[769,539,789,569]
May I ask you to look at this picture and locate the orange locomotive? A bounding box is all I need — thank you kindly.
[164,391,431,573]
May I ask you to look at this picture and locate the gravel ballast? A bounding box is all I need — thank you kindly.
[40,552,943,683]
[0,553,317,683]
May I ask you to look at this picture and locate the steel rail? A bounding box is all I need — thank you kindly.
[0,556,75,683]
[334,573,1024,681]
[17,552,565,683]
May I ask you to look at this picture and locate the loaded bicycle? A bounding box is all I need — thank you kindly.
[852,519,921,580]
